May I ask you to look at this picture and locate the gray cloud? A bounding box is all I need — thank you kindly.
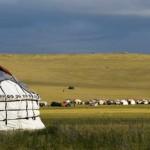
[0,0,149,29]
[0,0,150,53]
[0,0,150,17]
[0,14,150,53]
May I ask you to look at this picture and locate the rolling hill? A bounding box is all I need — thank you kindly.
[0,53,150,101]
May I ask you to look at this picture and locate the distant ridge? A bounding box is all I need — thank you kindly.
[0,49,149,54]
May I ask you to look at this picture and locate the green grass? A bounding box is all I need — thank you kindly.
[0,106,150,150]
[1,53,150,101]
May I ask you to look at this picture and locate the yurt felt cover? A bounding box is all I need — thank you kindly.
[0,66,45,130]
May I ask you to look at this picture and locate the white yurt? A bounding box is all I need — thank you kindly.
[0,66,45,130]
[120,100,128,105]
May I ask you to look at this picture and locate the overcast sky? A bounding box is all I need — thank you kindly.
[0,0,150,53]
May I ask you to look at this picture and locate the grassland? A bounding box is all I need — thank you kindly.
[0,106,150,150]
[0,53,150,101]
[0,53,150,149]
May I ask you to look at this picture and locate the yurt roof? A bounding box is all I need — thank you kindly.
[0,66,14,81]
[0,65,12,75]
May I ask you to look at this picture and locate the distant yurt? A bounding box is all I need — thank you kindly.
[0,66,45,130]
[120,100,128,105]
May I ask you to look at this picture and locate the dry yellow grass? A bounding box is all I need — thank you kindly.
[0,53,150,101]
[41,105,150,119]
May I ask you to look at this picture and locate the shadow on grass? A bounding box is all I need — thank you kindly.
[0,118,150,150]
